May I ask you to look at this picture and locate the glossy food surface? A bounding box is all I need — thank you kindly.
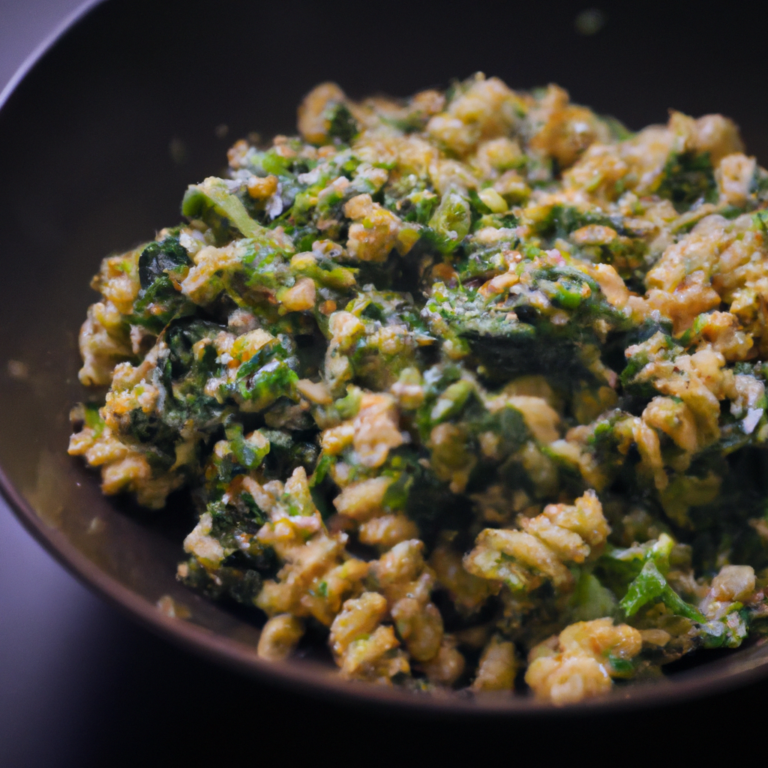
[68,75,768,703]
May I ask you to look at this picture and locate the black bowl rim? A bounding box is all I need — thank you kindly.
[0,0,104,111]
[4,0,768,717]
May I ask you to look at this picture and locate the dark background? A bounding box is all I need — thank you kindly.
[2,1,768,766]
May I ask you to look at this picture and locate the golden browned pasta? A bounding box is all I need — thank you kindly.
[70,74,768,703]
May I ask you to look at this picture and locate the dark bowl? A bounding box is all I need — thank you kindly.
[4,0,768,715]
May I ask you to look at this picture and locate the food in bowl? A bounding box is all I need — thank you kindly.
[69,74,768,704]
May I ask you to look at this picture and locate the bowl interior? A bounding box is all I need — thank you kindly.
[3,0,768,712]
